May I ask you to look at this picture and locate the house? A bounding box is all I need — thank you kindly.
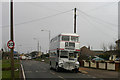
[79,46,102,60]
[107,39,120,60]
[115,39,120,50]
[80,46,102,56]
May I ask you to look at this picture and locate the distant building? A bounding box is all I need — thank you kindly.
[115,39,120,50]
[93,50,104,55]
[30,51,42,58]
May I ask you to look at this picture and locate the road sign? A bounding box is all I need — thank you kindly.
[7,40,15,49]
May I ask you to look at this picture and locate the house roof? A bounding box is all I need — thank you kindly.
[80,46,101,56]
[115,39,120,43]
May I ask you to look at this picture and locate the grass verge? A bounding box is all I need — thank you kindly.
[2,59,20,79]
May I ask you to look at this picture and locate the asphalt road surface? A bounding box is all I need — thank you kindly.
[21,60,119,80]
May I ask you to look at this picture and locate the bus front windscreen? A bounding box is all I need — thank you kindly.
[69,53,77,60]
[71,36,79,42]
[60,51,68,58]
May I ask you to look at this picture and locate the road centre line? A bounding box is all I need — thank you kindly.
[49,71,65,80]
[50,71,55,74]
[92,76,97,78]
[58,75,66,80]
[82,74,85,75]
[87,74,90,76]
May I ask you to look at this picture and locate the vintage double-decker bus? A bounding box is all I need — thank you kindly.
[49,33,80,72]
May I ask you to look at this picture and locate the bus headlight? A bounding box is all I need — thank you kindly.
[75,62,79,68]
[75,62,79,65]
[59,63,63,67]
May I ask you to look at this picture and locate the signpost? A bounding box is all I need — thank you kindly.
[7,40,15,49]
[7,40,15,79]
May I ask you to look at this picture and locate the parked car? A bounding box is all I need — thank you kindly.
[41,59,45,62]
[115,58,120,61]
[92,57,104,62]
[28,56,32,60]
[32,57,36,59]
[20,56,26,60]
[14,56,19,59]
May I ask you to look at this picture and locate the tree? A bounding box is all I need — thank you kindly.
[3,44,9,52]
[102,43,107,52]
[108,44,116,51]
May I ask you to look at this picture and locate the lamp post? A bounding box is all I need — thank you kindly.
[17,45,22,54]
[41,30,51,53]
[33,38,40,52]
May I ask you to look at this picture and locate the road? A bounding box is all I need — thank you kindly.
[21,60,119,80]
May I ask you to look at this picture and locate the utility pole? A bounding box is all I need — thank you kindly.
[38,41,39,52]
[74,8,77,33]
[10,0,14,79]
[40,46,41,52]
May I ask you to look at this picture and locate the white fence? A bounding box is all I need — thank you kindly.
[80,60,120,71]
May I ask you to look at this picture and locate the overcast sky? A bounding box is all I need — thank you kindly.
[0,0,119,53]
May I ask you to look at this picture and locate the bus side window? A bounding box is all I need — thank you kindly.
[57,50,59,57]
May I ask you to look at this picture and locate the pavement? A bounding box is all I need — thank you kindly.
[21,60,120,80]
[79,67,119,78]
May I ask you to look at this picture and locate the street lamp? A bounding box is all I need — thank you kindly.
[41,29,51,53]
[33,38,41,52]
[17,45,22,54]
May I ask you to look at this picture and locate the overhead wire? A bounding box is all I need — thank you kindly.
[77,9,118,34]
[77,9,118,27]
[1,9,73,28]
[87,2,117,12]
[77,11,114,37]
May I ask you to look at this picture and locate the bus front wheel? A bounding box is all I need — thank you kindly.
[55,65,60,72]
[73,68,79,73]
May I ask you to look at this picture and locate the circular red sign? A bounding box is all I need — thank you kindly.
[7,40,15,49]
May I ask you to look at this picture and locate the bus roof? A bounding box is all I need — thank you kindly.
[59,33,79,37]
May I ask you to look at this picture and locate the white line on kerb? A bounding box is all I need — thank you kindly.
[21,64,26,80]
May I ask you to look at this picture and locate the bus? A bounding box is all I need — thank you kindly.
[49,33,80,72]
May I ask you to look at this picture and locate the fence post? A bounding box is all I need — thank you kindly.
[96,62,99,69]
[105,62,107,70]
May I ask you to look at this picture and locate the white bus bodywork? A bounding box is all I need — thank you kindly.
[49,33,80,72]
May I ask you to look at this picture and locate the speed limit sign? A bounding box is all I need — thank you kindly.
[7,40,15,49]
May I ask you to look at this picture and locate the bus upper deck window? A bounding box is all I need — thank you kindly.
[62,36,69,41]
[71,36,78,42]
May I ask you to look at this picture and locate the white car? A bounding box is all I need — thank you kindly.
[21,56,26,60]
[28,56,32,60]
[41,59,45,62]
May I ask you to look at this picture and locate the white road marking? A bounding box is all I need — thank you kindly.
[26,71,32,73]
[21,64,26,80]
[82,74,85,75]
[92,77,97,78]
[50,71,55,74]
[44,68,46,70]
[36,70,38,72]
[58,75,66,80]
[87,75,90,76]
